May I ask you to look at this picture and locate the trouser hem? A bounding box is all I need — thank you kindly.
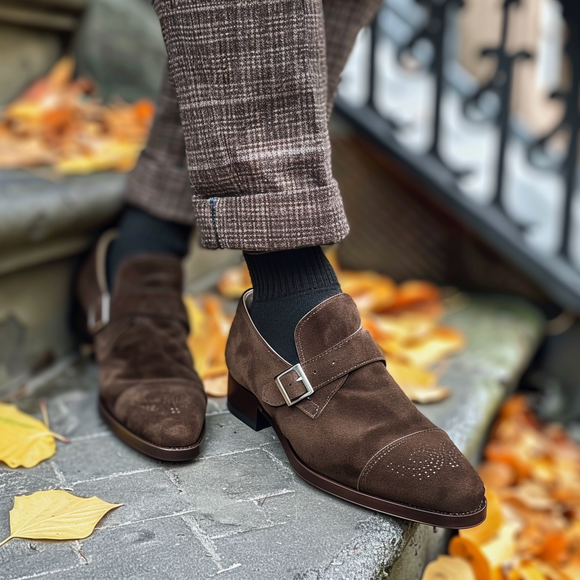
[193,187,349,251]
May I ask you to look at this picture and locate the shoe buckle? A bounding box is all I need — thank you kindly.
[87,292,111,333]
[275,363,314,406]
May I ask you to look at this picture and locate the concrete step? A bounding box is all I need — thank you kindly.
[0,170,125,394]
[0,295,544,580]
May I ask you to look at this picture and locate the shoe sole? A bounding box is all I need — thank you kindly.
[99,398,204,461]
[227,374,486,529]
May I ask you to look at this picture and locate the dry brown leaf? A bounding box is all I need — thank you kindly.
[560,560,580,580]
[507,562,551,580]
[460,491,504,546]
[185,294,231,396]
[336,270,397,313]
[520,561,572,580]
[502,482,556,512]
[391,326,465,368]
[537,532,570,567]
[478,461,517,490]
[437,396,580,580]
[449,521,519,580]
[390,280,441,310]
[448,535,492,580]
[367,313,437,345]
[387,359,450,404]
[0,58,154,174]
[422,555,476,580]
[203,375,228,398]
[216,264,252,299]
[0,490,122,547]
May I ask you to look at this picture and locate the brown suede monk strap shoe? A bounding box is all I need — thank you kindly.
[226,290,487,528]
[76,231,206,461]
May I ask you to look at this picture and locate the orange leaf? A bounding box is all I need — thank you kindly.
[478,461,517,490]
[460,491,503,545]
[422,555,476,579]
[537,532,569,566]
[386,359,450,404]
[388,326,465,368]
[47,57,75,88]
[390,280,441,310]
[217,264,252,299]
[203,375,228,398]
[448,536,494,580]
[449,521,519,580]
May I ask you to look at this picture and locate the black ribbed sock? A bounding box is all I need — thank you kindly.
[106,206,192,286]
[244,247,341,364]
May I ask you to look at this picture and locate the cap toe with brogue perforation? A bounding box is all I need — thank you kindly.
[76,231,206,461]
[225,290,486,528]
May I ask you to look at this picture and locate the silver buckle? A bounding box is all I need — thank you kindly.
[275,363,314,406]
[87,292,110,333]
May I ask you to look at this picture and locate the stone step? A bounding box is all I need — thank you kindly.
[0,295,544,580]
[0,171,125,250]
[0,170,125,393]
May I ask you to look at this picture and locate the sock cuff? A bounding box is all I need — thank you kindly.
[244,247,340,302]
[121,205,192,257]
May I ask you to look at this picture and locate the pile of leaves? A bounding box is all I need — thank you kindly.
[0,57,154,174]
[423,396,580,580]
[186,255,465,401]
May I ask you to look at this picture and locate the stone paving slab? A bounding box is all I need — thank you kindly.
[0,296,543,580]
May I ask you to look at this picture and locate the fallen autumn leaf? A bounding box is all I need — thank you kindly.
[422,554,476,580]
[0,402,68,468]
[0,490,122,547]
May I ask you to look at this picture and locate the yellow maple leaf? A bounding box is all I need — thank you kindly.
[0,490,122,547]
[0,402,67,469]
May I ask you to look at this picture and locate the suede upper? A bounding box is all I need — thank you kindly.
[226,290,485,516]
[76,236,206,449]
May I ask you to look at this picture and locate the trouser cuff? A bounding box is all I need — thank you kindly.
[193,187,349,251]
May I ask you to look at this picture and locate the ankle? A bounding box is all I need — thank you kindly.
[244,247,340,301]
[244,247,341,363]
[107,205,192,287]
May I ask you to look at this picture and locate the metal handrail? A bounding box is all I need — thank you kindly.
[336,0,580,313]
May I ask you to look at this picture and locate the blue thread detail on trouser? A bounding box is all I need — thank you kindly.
[209,197,222,248]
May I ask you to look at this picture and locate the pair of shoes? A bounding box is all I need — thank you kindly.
[76,231,206,461]
[225,290,487,529]
[77,233,485,528]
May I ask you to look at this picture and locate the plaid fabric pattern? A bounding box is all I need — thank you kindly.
[125,72,194,225]
[129,0,383,248]
[324,0,384,118]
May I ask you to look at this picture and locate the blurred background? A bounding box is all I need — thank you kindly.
[0,0,579,429]
[2,1,580,578]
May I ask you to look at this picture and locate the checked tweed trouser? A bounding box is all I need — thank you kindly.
[126,0,384,251]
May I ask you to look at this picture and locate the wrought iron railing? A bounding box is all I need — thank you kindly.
[335,0,580,313]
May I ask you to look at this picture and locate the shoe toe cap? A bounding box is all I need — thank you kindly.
[113,381,206,448]
[359,429,485,516]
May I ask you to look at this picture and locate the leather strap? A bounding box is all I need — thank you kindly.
[88,292,189,334]
[261,326,385,407]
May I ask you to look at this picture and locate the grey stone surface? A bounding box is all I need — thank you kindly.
[0,296,543,580]
[0,171,125,251]
[0,168,122,393]
[0,25,61,106]
[0,259,79,396]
